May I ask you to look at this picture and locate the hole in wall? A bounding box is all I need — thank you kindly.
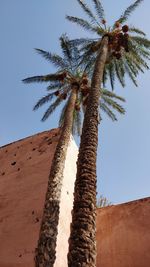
[11,161,16,166]
[35,217,39,223]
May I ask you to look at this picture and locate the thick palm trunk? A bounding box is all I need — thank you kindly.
[35,88,77,267]
[68,37,108,267]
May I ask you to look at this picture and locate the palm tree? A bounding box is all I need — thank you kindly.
[66,1,150,266]
[23,35,125,267]
[23,36,81,266]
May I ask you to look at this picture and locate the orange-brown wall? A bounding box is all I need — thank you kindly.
[0,130,59,267]
[0,131,150,267]
[96,197,150,267]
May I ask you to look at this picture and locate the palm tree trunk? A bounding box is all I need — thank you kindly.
[68,36,108,267]
[35,88,77,267]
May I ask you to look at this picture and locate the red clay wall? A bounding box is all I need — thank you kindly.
[0,129,59,267]
[96,197,150,267]
[0,131,150,267]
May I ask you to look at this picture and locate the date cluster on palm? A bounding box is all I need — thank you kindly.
[55,91,67,99]
[107,23,129,60]
[58,71,67,82]
[54,71,91,111]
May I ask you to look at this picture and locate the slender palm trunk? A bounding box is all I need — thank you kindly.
[68,37,108,267]
[35,88,77,267]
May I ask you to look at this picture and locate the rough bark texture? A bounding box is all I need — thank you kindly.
[68,37,108,267]
[35,89,77,267]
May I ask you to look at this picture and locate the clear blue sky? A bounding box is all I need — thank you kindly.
[0,0,150,204]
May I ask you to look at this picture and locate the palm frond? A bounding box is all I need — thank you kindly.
[124,62,138,86]
[67,39,81,65]
[130,36,150,49]
[100,103,117,121]
[60,35,72,63]
[41,97,62,121]
[136,47,150,60]
[114,59,125,87]
[108,62,115,90]
[22,76,45,83]
[129,27,146,36]
[91,0,105,20]
[101,88,125,102]
[47,82,63,91]
[83,55,96,75]
[125,53,145,73]
[69,38,95,48]
[35,48,67,68]
[33,92,56,111]
[102,96,125,114]
[76,0,98,24]
[117,0,144,24]
[66,16,98,33]
[125,56,139,76]
[79,41,100,67]
[96,26,106,36]
[128,41,150,67]
[129,42,150,64]
[22,74,60,84]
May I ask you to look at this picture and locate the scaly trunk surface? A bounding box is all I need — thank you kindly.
[35,88,77,267]
[68,37,108,267]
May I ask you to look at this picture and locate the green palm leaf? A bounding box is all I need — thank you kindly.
[117,0,144,24]
[100,103,117,121]
[33,92,56,111]
[114,59,125,87]
[35,48,67,68]
[131,36,150,49]
[124,62,138,86]
[92,0,105,20]
[101,88,125,102]
[125,53,144,73]
[22,74,61,83]
[60,35,72,61]
[47,82,63,91]
[41,97,62,121]
[66,16,98,33]
[76,0,98,24]
[102,96,125,114]
[129,27,146,36]
[108,62,115,90]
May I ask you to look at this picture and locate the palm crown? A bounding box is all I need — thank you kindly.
[67,0,150,90]
[23,35,125,135]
